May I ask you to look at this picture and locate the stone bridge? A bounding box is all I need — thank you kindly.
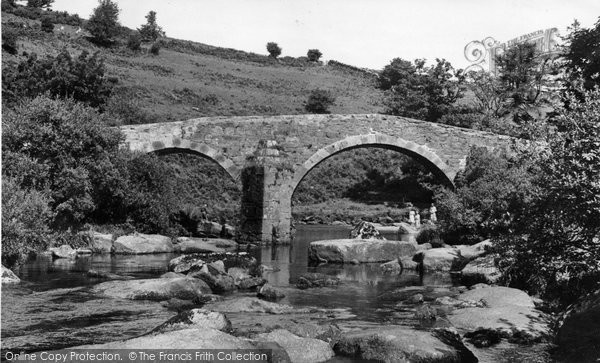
[120,114,515,243]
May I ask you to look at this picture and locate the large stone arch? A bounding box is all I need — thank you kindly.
[130,139,241,183]
[290,133,455,196]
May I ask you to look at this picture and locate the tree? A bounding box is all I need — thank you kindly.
[379,58,464,122]
[307,49,322,62]
[85,0,120,45]
[494,85,600,306]
[562,18,600,91]
[2,96,127,229]
[138,10,165,42]
[305,89,335,114]
[27,0,53,9]
[41,17,54,33]
[2,49,112,108]
[266,42,281,58]
[127,31,142,51]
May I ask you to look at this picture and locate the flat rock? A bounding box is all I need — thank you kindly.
[447,287,549,341]
[88,232,113,253]
[188,271,235,293]
[334,326,474,363]
[455,240,492,260]
[295,272,340,289]
[113,234,174,254]
[413,247,466,272]
[174,237,226,253]
[74,328,255,350]
[1,265,20,284]
[169,255,206,274]
[49,245,76,259]
[258,284,286,301]
[460,254,501,285]
[151,308,232,334]
[92,277,212,301]
[309,239,417,263]
[257,329,334,363]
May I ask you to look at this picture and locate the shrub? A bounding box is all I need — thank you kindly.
[305,89,335,114]
[27,0,53,9]
[2,96,127,229]
[126,31,142,51]
[307,49,322,62]
[266,42,281,58]
[85,0,120,46]
[416,224,443,246]
[1,177,54,266]
[2,28,18,55]
[2,49,112,108]
[40,17,54,33]
[138,10,165,42]
[149,41,161,55]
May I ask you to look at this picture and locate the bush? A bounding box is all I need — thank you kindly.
[2,96,127,229]
[1,177,54,266]
[40,17,54,33]
[85,0,120,46]
[416,224,443,246]
[2,28,18,55]
[27,0,53,9]
[305,89,335,114]
[433,146,537,245]
[266,42,281,58]
[2,49,112,108]
[307,49,322,62]
[126,31,142,51]
[149,41,161,55]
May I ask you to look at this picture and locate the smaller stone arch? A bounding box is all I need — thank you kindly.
[126,138,240,182]
[290,133,455,194]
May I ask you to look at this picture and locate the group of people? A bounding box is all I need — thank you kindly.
[408,204,437,228]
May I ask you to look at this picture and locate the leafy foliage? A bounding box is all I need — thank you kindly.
[494,86,600,306]
[1,177,54,266]
[379,58,465,122]
[2,49,112,108]
[2,28,18,55]
[138,10,165,42]
[26,0,53,9]
[434,146,538,245]
[307,49,322,62]
[305,89,335,114]
[2,96,126,229]
[85,0,120,46]
[40,17,54,33]
[562,18,600,91]
[266,42,281,58]
[127,31,142,51]
[149,41,161,55]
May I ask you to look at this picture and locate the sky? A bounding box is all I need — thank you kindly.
[51,0,599,70]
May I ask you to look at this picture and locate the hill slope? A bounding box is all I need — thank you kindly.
[2,11,383,123]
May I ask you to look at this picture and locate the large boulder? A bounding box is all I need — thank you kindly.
[334,326,476,363]
[113,234,174,254]
[168,255,206,274]
[205,297,300,314]
[188,271,235,293]
[86,232,113,253]
[49,245,77,259]
[460,254,501,285]
[349,221,385,239]
[256,329,334,363]
[447,287,549,342]
[1,265,20,284]
[73,328,256,350]
[151,308,232,334]
[197,221,223,237]
[309,239,417,263]
[455,240,492,260]
[174,237,226,254]
[92,277,212,301]
[258,283,286,301]
[295,272,340,289]
[556,289,600,360]
[413,247,466,272]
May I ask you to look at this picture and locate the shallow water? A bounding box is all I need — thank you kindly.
[1,225,450,355]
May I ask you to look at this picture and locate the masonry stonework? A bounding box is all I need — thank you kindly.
[121,114,515,243]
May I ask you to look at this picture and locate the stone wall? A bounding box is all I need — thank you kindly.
[121,114,515,243]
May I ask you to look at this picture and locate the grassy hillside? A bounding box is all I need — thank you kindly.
[2,11,383,123]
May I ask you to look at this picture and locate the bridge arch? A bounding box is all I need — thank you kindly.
[130,139,240,182]
[290,133,455,195]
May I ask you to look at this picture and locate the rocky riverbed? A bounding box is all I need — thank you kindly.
[2,224,595,362]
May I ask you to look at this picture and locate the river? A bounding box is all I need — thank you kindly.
[1,225,455,356]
